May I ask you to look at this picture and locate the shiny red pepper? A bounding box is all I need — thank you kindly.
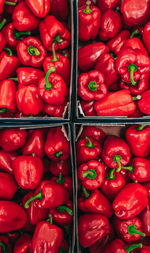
[0,236,11,253]
[78,214,110,248]
[78,160,105,190]
[0,172,17,200]
[50,201,73,226]
[127,157,150,182]
[25,0,50,18]
[13,155,43,190]
[49,159,71,176]
[45,127,70,160]
[97,0,120,12]
[143,21,150,54]
[81,126,106,143]
[137,89,150,115]
[0,80,16,112]
[113,183,149,219]
[50,0,68,20]
[0,150,15,174]
[107,30,130,55]
[80,100,97,116]
[140,201,150,236]
[103,239,142,253]
[43,101,67,117]
[122,36,148,56]
[14,234,32,253]
[39,15,70,51]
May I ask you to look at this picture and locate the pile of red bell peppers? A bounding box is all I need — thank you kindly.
[77,125,150,252]
[78,0,150,117]
[0,0,71,118]
[0,126,73,252]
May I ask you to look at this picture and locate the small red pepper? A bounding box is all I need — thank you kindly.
[43,101,67,117]
[0,201,27,233]
[78,70,107,101]
[0,236,11,253]
[49,159,71,176]
[39,15,70,51]
[78,160,105,190]
[103,239,142,253]
[137,89,150,115]
[78,214,110,248]
[50,201,73,226]
[14,234,32,253]
[0,80,16,112]
[80,100,97,116]
[81,126,106,143]
[107,30,130,55]
[45,127,70,160]
[12,2,39,31]
[143,21,150,54]
[50,0,68,20]
[0,128,27,152]
[78,42,109,71]
[113,183,148,219]
[78,2,101,41]
[25,0,50,18]
[0,172,17,200]
[0,150,15,174]
[97,0,120,13]
[140,201,150,236]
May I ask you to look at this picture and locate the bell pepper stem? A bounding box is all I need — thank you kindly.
[55,35,63,43]
[121,165,134,173]
[0,18,7,30]
[107,169,116,180]
[136,125,146,131]
[0,242,7,253]
[132,95,141,101]
[124,243,142,253]
[84,0,92,14]
[45,67,56,90]
[82,187,90,198]
[88,81,99,91]
[128,64,138,85]
[57,205,73,215]
[51,43,59,62]
[59,249,64,253]
[130,29,139,38]
[113,155,122,172]
[55,151,63,158]
[0,108,9,113]
[4,47,13,56]
[9,77,18,81]
[56,173,65,184]
[14,30,31,40]
[83,169,97,179]
[28,46,40,56]
[85,137,94,148]
[128,225,146,237]
[49,215,53,225]
[5,1,16,5]
[24,190,43,209]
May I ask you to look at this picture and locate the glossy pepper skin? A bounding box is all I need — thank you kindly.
[0,236,11,253]
[78,214,110,248]
[51,174,72,194]
[50,201,73,226]
[103,239,142,253]
[78,3,101,41]
[128,157,150,182]
[121,0,150,26]
[17,37,47,68]
[0,201,27,233]
[122,36,148,56]
[45,127,70,160]
[81,100,97,116]
[99,10,122,41]
[113,183,148,219]
[81,126,106,143]
[79,188,113,218]
[125,125,150,157]
[14,234,32,253]
[25,0,50,18]
[0,80,16,112]
[114,217,145,243]
[78,70,107,101]
[78,42,109,71]
[13,155,43,190]
[0,172,17,200]
[77,137,101,164]
[39,15,70,51]
[32,220,63,253]
[94,90,136,116]
[43,102,67,117]
[140,201,150,236]
[143,22,150,54]
[0,150,15,174]
[107,30,130,55]
[101,135,131,170]
[0,128,27,152]
[78,160,105,190]
[137,89,150,115]
[97,0,120,13]
[50,0,68,20]
[12,2,39,32]
[15,67,45,86]
[141,246,150,253]
[49,159,70,176]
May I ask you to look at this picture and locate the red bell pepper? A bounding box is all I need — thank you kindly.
[127,157,150,182]
[79,187,113,217]
[0,150,15,174]
[78,42,109,71]
[95,52,120,87]
[17,37,47,68]
[78,214,110,248]
[43,43,70,85]
[43,101,67,117]
[32,218,63,253]
[0,201,27,233]
[97,0,120,13]
[81,126,106,143]
[22,130,44,158]
[0,236,11,253]
[0,128,27,152]
[80,100,97,116]
[103,239,142,253]
[114,217,146,243]
[0,172,17,200]
[78,70,107,100]
[101,135,131,170]
[94,90,137,116]
[113,183,148,219]
[78,2,101,41]
[137,89,150,115]
[24,180,69,209]
[99,9,122,41]
[122,36,148,56]
[25,0,50,18]
[77,136,101,164]
[50,0,68,20]
[22,192,48,225]
[14,234,32,253]
[107,30,130,55]
[51,174,72,194]
[140,201,150,236]
[0,80,16,112]
[16,85,44,116]
[13,155,43,190]
[45,127,70,160]
[39,15,70,51]
[121,0,150,26]
[125,125,150,157]
[12,2,39,31]
[143,21,150,54]
[50,201,73,226]
[0,0,16,14]
[116,48,150,86]
[49,159,71,176]
[0,48,20,81]
[78,160,105,190]
[38,67,68,105]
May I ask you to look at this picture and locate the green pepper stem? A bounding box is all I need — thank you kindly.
[124,243,142,253]
[130,29,139,39]
[9,77,18,81]
[85,137,94,148]
[82,169,97,179]
[121,165,134,173]
[0,18,7,30]
[49,215,53,225]
[82,187,90,198]
[55,151,63,158]
[54,35,63,43]
[107,169,116,180]
[88,81,99,91]
[132,95,141,101]
[5,1,16,5]
[14,30,31,40]
[113,155,122,172]
[110,52,117,60]
[51,43,59,62]
[56,173,65,184]
[45,67,56,90]
[28,46,40,56]
[0,108,9,113]
[4,47,13,56]
[59,249,64,253]
[0,242,7,253]
[57,205,73,215]
[24,190,43,209]
[84,0,92,14]
[128,225,146,237]
[128,64,138,85]
[136,125,146,131]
